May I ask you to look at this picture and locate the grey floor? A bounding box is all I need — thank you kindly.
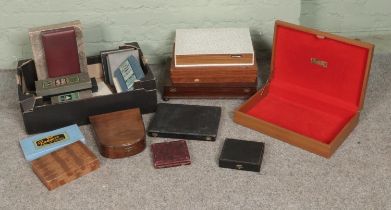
[1,50,390,209]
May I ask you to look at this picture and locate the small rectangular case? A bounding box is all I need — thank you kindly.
[89,108,146,159]
[20,124,85,161]
[219,138,265,172]
[31,141,100,190]
[41,27,81,78]
[101,48,140,85]
[113,55,145,93]
[151,140,191,169]
[147,103,221,141]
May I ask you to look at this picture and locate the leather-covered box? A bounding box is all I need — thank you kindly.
[151,140,191,169]
[219,138,265,172]
[234,21,374,158]
[17,42,157,134]
[148,103,221,141]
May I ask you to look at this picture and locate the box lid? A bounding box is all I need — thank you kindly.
[151,140,191,169]
[270,21,374,111]
[89,108,145,148]
[218,138,264,172]
[20,124,85,161]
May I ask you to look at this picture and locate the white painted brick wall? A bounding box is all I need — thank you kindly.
[0,0,300,69]
[301,0,391,36]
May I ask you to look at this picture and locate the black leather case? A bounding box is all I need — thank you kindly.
[219,138,265,172]
[147,103,221,141]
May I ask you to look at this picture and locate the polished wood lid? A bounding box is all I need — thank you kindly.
[89,108,145,148]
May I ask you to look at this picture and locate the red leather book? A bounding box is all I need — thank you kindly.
[151,140,191,169]
[41,27,81,78]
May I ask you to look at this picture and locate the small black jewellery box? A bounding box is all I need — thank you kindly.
[219,138,265,172]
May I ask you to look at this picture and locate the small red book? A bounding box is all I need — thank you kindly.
[41,27,81,78]
[151,140,191,169]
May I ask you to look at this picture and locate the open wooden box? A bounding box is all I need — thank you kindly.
[234,21,374,158]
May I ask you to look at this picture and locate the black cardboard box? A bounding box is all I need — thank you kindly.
[17,42,157,134]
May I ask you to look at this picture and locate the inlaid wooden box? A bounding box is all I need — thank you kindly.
[31,141,99,190]
[234,21,374,158]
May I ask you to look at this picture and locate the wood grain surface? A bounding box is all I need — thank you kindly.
[163,80,257,100]
[31,141,99,190]
[171,56,258,84]
[234,20,374,158]
[175,53,253,66]
[89,108,146,159]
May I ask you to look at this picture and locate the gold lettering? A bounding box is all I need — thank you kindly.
[311,58,328,68]
[34,133,68,149]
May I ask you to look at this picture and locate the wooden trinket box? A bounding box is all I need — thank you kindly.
[89,108,146,158]
[31,141,99,190]
[148,103,221,141]
[234,21,374,158]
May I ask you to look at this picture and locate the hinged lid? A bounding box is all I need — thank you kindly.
[270,21,374,111]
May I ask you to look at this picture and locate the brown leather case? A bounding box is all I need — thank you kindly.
[31,141,99,190]
[41,27,81,78]
[89,108,146,159]
[151,140,191,169]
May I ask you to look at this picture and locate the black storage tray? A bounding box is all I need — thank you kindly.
[17,42,157,134]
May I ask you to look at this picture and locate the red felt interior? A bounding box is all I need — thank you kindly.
[246,24,370,144]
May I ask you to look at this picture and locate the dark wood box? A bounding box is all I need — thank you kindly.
[17,42,157,134]
[170,58,258,85]
[89,108,146,159]
[163,80,257,101]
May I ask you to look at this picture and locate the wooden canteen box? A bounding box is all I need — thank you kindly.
[234,21,374,158]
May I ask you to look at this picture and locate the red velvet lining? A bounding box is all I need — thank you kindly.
[246,25,370,144]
